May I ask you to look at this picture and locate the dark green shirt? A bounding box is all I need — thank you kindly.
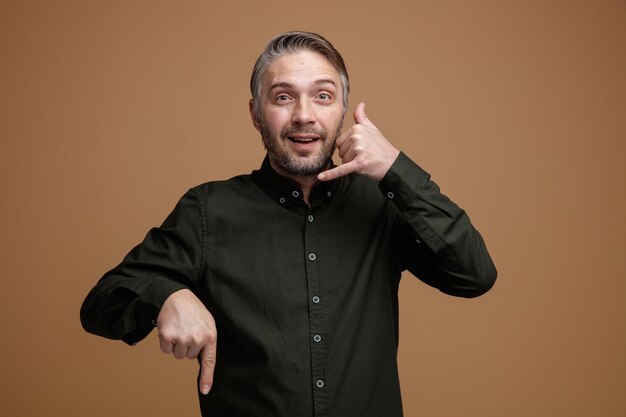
[80,152,496,417]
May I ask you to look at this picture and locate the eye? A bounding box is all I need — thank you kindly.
[317,93,331,100]
[274,94,292,103]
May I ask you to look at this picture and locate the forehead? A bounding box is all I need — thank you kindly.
[262,50,340,91]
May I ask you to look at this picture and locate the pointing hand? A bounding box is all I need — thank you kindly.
[157,289,217,395]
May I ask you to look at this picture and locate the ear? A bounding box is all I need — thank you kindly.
[249,99,261,132]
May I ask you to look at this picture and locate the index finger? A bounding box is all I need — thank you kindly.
[317,160,358,181]
[199,338,217,395]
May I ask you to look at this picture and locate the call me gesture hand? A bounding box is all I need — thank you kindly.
[318,102,400,182]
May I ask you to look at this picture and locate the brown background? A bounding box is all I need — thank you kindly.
[1,0,625,416]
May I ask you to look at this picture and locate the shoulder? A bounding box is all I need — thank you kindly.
[334,173,393,219]
[190,172,252,192]
[344,173,385,202]
[186,172,262,204]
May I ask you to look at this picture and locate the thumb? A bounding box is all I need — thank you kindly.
[354,102,375,127]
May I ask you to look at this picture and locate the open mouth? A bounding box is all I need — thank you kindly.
[287,136,320,144]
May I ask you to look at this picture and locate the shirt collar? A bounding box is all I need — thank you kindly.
[252,155,341,208]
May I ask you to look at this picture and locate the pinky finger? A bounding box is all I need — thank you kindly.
[317,160,358,181]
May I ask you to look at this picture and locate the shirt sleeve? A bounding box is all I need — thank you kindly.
[379,152,497,297]
[80,189,206,345]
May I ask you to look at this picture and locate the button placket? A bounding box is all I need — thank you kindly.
[303,209,328,414]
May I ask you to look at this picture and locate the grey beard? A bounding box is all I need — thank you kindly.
[266,146,334,177]
[260,124,341,177]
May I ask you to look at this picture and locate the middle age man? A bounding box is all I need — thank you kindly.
[81,31,497,417]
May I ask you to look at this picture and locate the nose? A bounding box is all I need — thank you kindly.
[292,99,315,125]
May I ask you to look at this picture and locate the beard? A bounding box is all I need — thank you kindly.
[260,121,342,177]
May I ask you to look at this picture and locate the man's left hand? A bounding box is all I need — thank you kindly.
[318,102,399,182]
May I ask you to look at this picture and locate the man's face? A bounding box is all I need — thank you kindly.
[251,50,345,177]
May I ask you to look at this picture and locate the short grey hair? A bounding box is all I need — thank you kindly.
[250,31,350,121]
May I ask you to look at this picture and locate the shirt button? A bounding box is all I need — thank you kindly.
[316,379,325,388]
[292,190,300,198]
[308,214,314,222]
[308,253,316,261]
[313,334,322,343]
[387,191,395,199]
[312,296,320,304]
[327,191,332,198]
[279,197,286,204]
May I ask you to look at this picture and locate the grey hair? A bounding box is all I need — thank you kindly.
[250,31,350,121]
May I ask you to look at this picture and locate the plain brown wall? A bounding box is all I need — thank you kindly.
[1,0,625,416]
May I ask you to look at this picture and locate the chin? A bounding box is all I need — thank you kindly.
[279,155,330,177]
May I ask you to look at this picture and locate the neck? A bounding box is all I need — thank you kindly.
[269,160,327,207]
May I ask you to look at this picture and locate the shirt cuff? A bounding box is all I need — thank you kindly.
[378,151,453,254]
[378,151,431,210]
[119,277,189,345]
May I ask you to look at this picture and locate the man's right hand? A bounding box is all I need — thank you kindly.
[156,288,217,395]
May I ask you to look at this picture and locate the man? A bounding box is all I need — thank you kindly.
[81,31,496,416]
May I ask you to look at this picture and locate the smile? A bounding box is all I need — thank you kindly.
[287,136,320,144]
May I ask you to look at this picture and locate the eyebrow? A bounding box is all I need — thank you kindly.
[268,79,338,93]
